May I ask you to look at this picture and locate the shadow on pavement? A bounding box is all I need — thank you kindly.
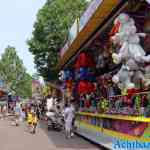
[39,121,100,150]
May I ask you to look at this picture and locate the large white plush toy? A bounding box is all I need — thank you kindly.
[111,13,150,90]
[112,13,150,64]
[112,64,135,90]
[146,0,150,4]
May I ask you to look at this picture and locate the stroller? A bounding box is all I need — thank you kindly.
[46,110,63,131]
[11,112,20,126]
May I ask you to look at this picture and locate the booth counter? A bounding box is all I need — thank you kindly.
[75,112,150,149]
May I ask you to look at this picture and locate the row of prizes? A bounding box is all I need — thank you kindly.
[98,97,109,113]
[75,52,96,96]
[58,70,74,98]
[58,70,74,81]
[110,13,150,91]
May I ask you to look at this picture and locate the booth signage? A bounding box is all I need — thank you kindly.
[68,19,79,44]
[79,0,103,31]
[60,42,69,58]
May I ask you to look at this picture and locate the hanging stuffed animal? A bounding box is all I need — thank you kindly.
[134,96,141,113]
[96,53,105,69]
[58,70,65,81]
[78,67,88,80]
[98,97,108,113]
[66,80,73,90]
[85,94,91,108]
[64,70,73,80]
[111,13,150,90]
[111,13,147,63]
[146,0,150,4]
[75,52,96,69]
[115,99,123,113]
[112,64,135,90]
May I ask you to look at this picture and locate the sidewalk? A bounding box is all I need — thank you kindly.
[0,119,100,150]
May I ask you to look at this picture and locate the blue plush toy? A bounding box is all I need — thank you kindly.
[64,70,74,80]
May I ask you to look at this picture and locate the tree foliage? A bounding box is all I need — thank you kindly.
[28,0,88,81]
[0,46,32,98]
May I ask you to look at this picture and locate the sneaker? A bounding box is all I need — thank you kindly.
[32,130,36,134]
[68,135,71,139]
[71,133,74,137]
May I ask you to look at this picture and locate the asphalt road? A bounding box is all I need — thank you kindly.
[0,119,100,150]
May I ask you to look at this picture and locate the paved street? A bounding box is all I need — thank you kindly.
[0,119,100,150]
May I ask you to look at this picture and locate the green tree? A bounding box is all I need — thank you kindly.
[28,0,88,81]
[0,46,32,98]
[32,73,40,80]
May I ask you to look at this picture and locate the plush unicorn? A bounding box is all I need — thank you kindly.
[146,0,150,4]
[111,13,150,90]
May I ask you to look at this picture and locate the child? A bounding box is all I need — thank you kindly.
[20,108,26,122]
[31,112,38,134]
[27,110,33,133]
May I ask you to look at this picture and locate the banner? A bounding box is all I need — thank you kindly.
[79,0,103,31]
[68,18,79,44]
[60,42,69,58]
[60,0,103,58]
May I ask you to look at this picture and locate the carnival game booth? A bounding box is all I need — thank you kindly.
[57,0,150,149]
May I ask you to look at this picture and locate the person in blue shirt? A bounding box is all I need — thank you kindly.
[13,103,21,126]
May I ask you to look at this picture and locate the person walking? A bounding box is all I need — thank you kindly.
[0,105,2,119]
[20,106,26,122]
[2,104,7,119]
[31,112,38,134]
[64,103,75,139]
[70,102,76,137]
[27,109,33,133]
[36,105,40,120]
[13,103,21,126]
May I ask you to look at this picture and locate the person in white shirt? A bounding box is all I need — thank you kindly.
[2,105,7,119]
[64,103,75,138]
[46,95,54,111]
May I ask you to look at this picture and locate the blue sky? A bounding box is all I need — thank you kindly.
[0,0,46,75]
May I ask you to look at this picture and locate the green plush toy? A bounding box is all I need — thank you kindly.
[135,96,141,113]
[145,93,150,117]
[98,98,109,113]
[115,100,122,111]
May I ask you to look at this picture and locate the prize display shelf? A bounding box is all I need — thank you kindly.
[77,112,150,123]
[75,112,150,149]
